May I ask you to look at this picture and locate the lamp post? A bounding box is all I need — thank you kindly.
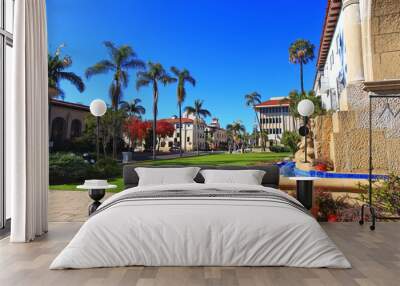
[90,99,107,162]
[297,99,315,163]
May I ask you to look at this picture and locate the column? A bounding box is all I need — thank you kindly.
[343,0,365,82]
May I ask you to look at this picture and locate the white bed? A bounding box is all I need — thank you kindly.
[50,183,351,269]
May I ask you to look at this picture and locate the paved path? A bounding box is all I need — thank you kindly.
[49,190,112,222]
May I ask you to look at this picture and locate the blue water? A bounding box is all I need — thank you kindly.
[276,161,388,180]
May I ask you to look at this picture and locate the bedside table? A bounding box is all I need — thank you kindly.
[77,180,117,215]
[289,177,320,210]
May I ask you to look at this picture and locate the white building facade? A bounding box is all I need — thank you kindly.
[158,116,207,152]
[255,97,297,144]
[313,9,347,111]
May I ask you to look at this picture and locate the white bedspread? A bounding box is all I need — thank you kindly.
[50,183,351,269]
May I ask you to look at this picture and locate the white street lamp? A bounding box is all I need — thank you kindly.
[297,99,315,163]
[297,99,315,117]
[90,99,107,117]
[90,99,107,161]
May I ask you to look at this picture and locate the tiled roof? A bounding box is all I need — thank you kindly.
[50,99,90,111]
[255,99,290,108]
[316,0,342,70]
[159,118,194,124]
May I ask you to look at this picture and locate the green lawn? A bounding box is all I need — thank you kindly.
[49,152,290,192]
[138,152,290,166]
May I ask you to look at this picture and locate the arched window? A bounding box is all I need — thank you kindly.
[70,119,82,139]
[51,117,66,143]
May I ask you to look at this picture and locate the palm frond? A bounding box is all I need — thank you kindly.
[170,66,180,77]
[161,75,177,86]
[122,59,146,70]
[120,70,129,88]
[85,60,115,79]
[58,71,85,92]
[136,78,151,91]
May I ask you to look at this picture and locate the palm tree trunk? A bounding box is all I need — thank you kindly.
[196,116,199,156]
[254,108,265,151]
[179,103,183,157]
[300,60,304,95]
[152,87,158,160]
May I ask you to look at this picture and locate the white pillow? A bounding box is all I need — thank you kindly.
[135,167,200,186]
[200,169,266,185]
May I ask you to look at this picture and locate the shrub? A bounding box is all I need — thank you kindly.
[358,174,400,217]
[315,191,355,222]
[88,158,122,179]
[281,131,301,154]
[50,153,122,185]
[269,145,291,153]
[49,153,90,184]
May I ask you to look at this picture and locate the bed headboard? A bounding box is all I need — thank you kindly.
[123,164,280,189]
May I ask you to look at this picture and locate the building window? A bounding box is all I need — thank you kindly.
[70,119,82,139]
[187,137,190,142]
[51,117,66,146]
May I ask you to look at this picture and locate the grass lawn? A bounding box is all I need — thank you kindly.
[49,152,290,192]
[138,152,290,166]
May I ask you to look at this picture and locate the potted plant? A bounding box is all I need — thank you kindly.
[313,159,334,172]
[316,191,354,222]
[316,191,337,221]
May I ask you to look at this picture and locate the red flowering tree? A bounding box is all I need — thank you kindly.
[156,121,175,151]
[124,117,150,151]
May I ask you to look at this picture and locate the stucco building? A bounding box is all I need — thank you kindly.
[312,0,400,174]
[255,97,297,144]
[49,99,90,148]
[205,118,228,150]
[157,116,207,152]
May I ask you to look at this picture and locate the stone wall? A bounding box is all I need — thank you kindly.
[323,82,400,175]
[371,0,400,80]
[313,115,333,162]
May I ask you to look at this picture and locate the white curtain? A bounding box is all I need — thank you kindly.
[9,0,49,242]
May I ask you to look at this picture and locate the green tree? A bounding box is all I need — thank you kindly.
[85,41,145,159]
[170,67,196,157]
[289,39,315,94]
[244,91,266,151]
[83,109,127,158]
[184,99,211,155]
[48,44,85,99]
[119,98,146,118]
[226,120,246,151]
[281,131,301,155]
[48,44,85,131]
[288,90,325,119]
[136,62,177,159]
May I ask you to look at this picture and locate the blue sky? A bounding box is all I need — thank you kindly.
[47,0,326,131]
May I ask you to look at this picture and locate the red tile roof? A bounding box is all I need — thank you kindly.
[159,118,194,124]
[255,99,289,108]
[50,99,90,112]
[316,0,342,70]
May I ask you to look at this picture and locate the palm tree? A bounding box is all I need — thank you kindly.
[244,92,266,151]
[119,98,146,118]
[184,99,211,155]
[48,44,85,99]
[48,44,85,133]
[289,39,315,95]
[226,120,246,151]
[85,41,145,159]
[288,90,324,119]
[136,62,177,160]
[170,67,196,157]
